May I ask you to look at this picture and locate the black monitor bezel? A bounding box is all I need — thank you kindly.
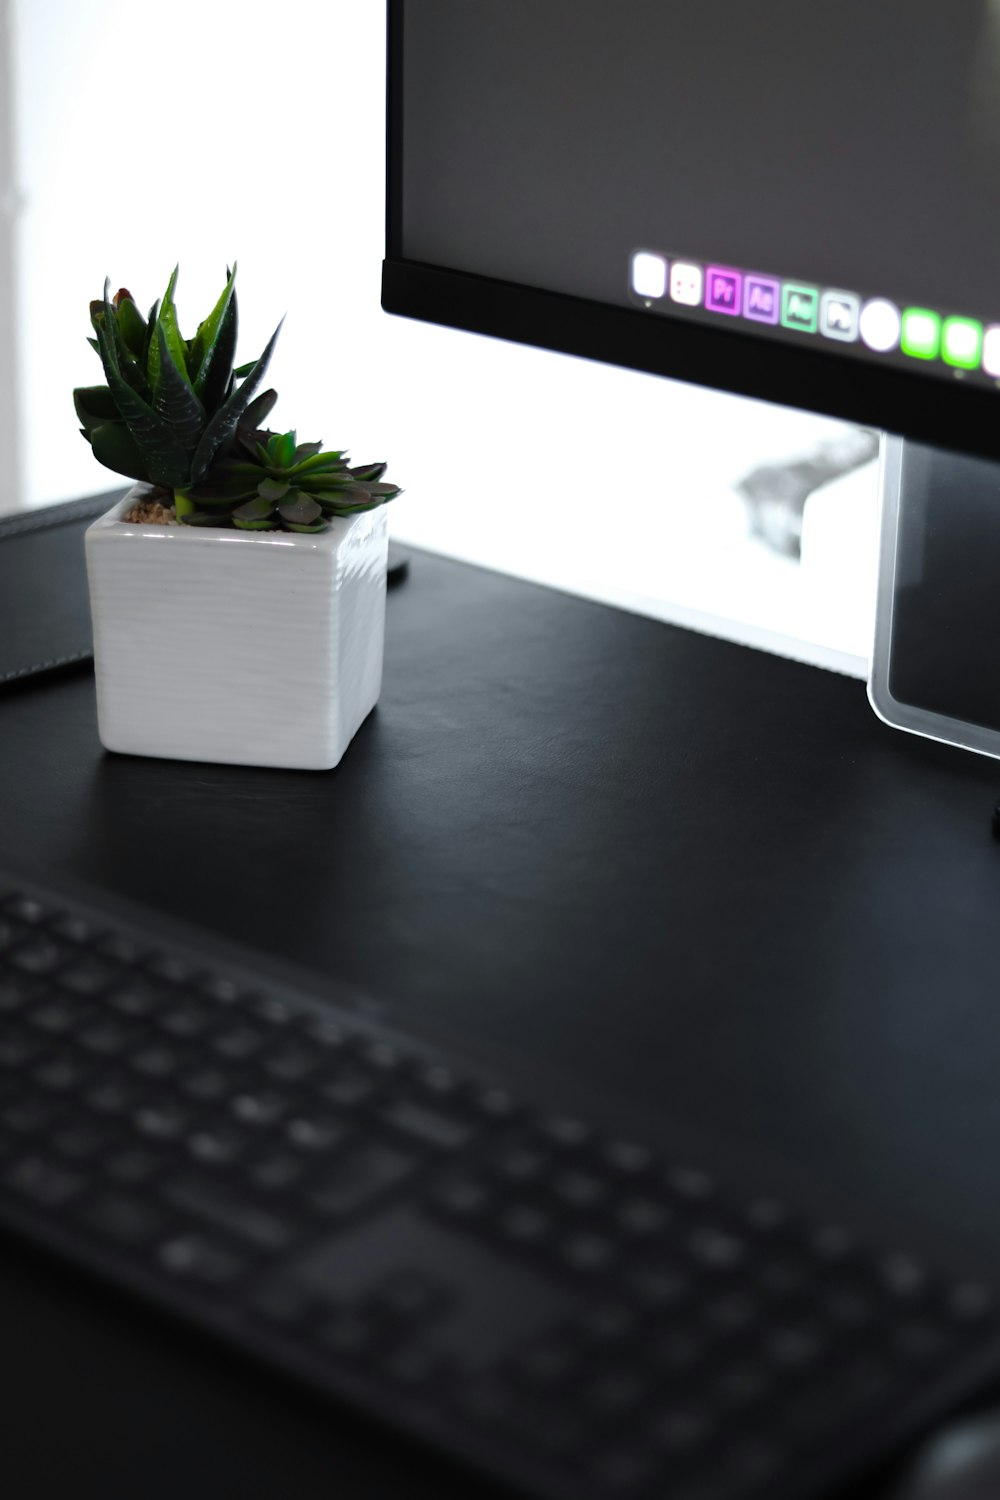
[382,0,1000,464]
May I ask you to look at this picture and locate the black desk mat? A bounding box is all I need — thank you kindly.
[0,490,124,687]
[2,544,1000,1499]
[2,544,1000,1270]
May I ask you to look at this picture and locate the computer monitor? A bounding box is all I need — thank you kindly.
[382,0,1000,464]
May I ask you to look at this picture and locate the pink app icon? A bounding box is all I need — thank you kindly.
[743,276,780,325]
[705,267,742,316]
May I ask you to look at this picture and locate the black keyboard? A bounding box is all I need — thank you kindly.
[0,870,997,1500]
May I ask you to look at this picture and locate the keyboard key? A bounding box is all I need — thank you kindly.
[594,1447,656,1493]
[616,1196,670,1236]
[499,1205,554,1247]
[248,1152,305,1191]
[687,1227,746,1271]
[158,1233,245,1284]
[180,1066,232,1101]
[2,894,48,924]
[3,1097,64,1135]
[162,1175,294,1252]
[59,957,120,998]
[108,978,164,1017]
[157,1004,213,1038]
[0,916,30,955]
[381,1097,474,1150]
[0,974,38,1012]
[231,1092,289,1127]
[48,911,103,945]
[553,1169,607,1208]
[6,1155,85,1207]
[51,1120,111,1160]
[427,1174,492,1220]
[368,1268,450,1322]
[146,953,197,986]
[134,1103,190,1140]
[33,1054,91,1092]
[319,1068,379,1109]
[650,1404,714,1453]
[262,1045,319,1081]
[77,1020,135,1056]
[10,937,73,976]
[188,1127,247,1166]
[286,1116,348,1153]
[603,1141,654,1175]
[213,1025,264,1060]
[105,1146,164,1184]
[319,1312,378,1357]
[309,1145,417,1218]
[560,1232,617,1274]
[84,1192,166,1246]
[539,1115,590,1148]
[131,1044,183,1079]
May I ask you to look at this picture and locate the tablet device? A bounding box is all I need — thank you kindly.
[869,435,1000,760]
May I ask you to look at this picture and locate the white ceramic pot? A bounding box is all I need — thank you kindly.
[85,488,389,770]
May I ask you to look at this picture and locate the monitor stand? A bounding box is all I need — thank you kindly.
[870,434,1000,759]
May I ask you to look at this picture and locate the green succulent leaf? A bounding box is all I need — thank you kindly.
[277,490,322,528]
[258,477,290,502]
[233,360,256,378]
[73,384,120,434]
[116,292,147,358]
[239,387,278,434]
[151,321,206,449]
[98,286,147,398]
[92,287,191,487]
[289,450,348,476]
[187,265,235,383]
[271,430,297,469]
[349,461,388,482]
[177,509,228,527]
[232,515,280,530]
[186,472,259,504]
[88,420,150,482]
[189,317,284,482]
[291,441,323,463]
[196,281,239,414]
[147,265,191,396]
[232,494,277,525]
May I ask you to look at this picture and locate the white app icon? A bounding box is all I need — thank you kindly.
[983,325,1000,377]
[820,290,860,342]
[631,251,668,300]
[670,262,703,307]
[859,298,901,353]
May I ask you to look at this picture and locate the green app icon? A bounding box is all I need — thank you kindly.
[781,283,818,333]
[942,316,983,369]
[901,308,941,360]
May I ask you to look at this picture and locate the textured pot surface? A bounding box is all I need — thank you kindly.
[85,489,389,770]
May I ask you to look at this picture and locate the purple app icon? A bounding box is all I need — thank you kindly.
[705,266,742,316]
[743,275,780,325]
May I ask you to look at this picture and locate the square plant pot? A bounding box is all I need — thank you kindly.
[85,488,389,770]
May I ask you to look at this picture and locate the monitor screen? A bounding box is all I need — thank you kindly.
[384,0,1000,460]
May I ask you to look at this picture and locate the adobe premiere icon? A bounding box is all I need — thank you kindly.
[705,267,742,315]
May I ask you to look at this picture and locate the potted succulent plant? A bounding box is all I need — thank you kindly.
[76,267,401,770]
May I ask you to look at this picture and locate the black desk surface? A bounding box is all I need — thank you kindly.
[3,535,1000,1496]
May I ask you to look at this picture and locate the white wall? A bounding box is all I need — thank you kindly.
[0,0,19,512]
[10,0,876,671]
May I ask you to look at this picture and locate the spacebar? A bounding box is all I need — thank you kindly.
[162,1176,294,1251]
[283,1207,575,1365]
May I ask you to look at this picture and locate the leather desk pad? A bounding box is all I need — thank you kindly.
[0,491,123,688]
